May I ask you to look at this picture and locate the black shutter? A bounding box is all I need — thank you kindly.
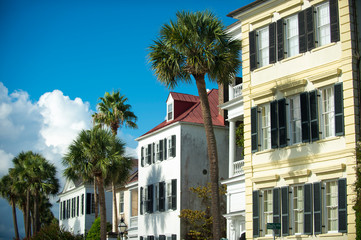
[273,188,281,236]
[147,144,152,165]
[313,182,322,234]
[277,19,285,61]
[159,235,166,240]
[304,183,313,235]
[63,201,66,219]
[140,187,143,215]
[86,193,91,214]
[172,179,177,210]
[251,107,258,152]
[249,31,257,71]
[278,99,287,147]
[152,143,155,163]
[77,196,79,216]
[60,202,62,220]
[159,139,164,161]
[298,10,307,53]
[281,187,289,236]
[171,234,177,240]
[300,92,310,142]
[269,22,277,64]
[330,0,340,42]
[338,178,347,233]
[306,6,315,51]
[159,182,165,212]
[140,237,143,240]
[271,100,279,149]
[81,194,84,215]
[171,135,176,157]
[164,138,167,160]
[253,190,260,237]
[141,147,144,167]
[334,83,344,136]
[148,185,153,213]
[309,90,319,141]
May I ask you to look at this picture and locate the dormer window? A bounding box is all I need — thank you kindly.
[167,103,173,121]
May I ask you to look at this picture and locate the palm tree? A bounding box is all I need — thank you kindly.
[93,90,138,231]
[148,10,241,239]
[0,174,20,240]
[63,128,118,240]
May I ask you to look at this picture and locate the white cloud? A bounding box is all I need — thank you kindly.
[0,150,14,176]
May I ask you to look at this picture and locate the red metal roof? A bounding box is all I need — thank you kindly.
[140,89,225,137]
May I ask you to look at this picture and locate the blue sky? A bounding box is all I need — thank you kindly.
[0,0,252,238]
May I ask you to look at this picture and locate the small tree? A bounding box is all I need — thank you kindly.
[86,217,112,240]
[179,183,227,240]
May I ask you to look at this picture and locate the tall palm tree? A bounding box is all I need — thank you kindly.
[148,10,241,240]
[63,128,118,240]
[0,174,20,240]
[93,90,138,231]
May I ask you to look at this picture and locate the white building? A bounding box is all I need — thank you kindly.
[58,178,113,236]
[136,89,229,240]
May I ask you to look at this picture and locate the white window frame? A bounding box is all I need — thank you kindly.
[292,185,304,235]
[155,183,160,212]
[324,180,338,233]
[288,95,302,144]
[257,26,269,68]
[167,103,173,121]
[315,1,331,47]
[259,104,271,150]
[119,191,124,214]
[167,181,172,210]
[262,189,273,237]
[320,86,335,139]
[285,14,299,58]
[167,137,174,159]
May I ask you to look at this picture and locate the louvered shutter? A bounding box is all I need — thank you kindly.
[298,10,307,53]
[86,193,91,214]
[172,179,177,210]
[338,178,347,233]
[159,182,165,212]
[300,92,310,142]
[148,185,154,213]
[141,147,144,167]
[281,186,289,236]
[271,100,278,149]
[304,183,313,235]
[172,234,177,240]
[334,83,344,136]
[309,90,319,141]
[159,139,164,161]
[313,182,322,234]
[330,0,340,43]
[249,31,257,71]
[269,22,277,64]
[253,190,260,237]
[152,143,155,163]
[147,144,152,165]
[273,188,281,236]
[171,135,176,157]
[140,187,143,215]
[140,237,143,240]
[159,235,166,240]
[251,107,258,152]
[278,99,287,147]
[277,19,285,61]
[306,6,315,51]
[163,138,167,160]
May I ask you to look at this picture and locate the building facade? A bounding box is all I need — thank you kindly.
[58,179,112,236]
[227,0,360,239]
[136,89,229,240]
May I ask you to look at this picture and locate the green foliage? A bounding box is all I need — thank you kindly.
[28,221,83,240]
[86,217,112,240]
[235,122,244,157]
[179,183,227,240]
[355,142,361,239]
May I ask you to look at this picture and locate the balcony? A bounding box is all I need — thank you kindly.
[233,84,243,99]
[233,159,244,176]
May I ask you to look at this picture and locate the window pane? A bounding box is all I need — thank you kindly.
[263,189,273,236]
[316,2,331,46]
[258,27,269,67]
[286,15,299,57]
[293,186,304,234]
[322,87,335,138]
[326,181,338,232]
[261,105,270,150]
[290,96,302,144]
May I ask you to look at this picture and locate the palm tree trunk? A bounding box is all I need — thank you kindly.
[94,176,99,218]
[112,181,119,233]
[194,74,222,240]
[33,190,40,234]
[96,175,107,240]
[11,199,20,240]
[25,189,31,238]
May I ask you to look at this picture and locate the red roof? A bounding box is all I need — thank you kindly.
[140,89,225,137]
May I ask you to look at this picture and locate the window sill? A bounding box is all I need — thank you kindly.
[280,53,303,63]
[287,235,310,239]
[254,148,275,155]
[316,135,341,143]
[284,142,307,150]
[253,63,274,73]
[311,42,337,53]
[318,232,344,238]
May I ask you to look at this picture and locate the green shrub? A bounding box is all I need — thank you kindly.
[86,217,112,240]
[28,221,83,240]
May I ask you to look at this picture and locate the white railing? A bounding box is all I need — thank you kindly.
[129,216,138,228]
[233,160,244,176]
[233,84,243,98]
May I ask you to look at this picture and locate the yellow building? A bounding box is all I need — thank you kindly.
[227,0,360,239]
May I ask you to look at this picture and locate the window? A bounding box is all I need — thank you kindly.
[315,2,331,47]
[260,104,271,150]
[289,95,302,144]
[155,184,159,211]
[293,185,304,234]
[285,15,299,57]
[321,86,335,138]
[167,103,173,121]
[156,140,164,162]
[263,189,273,236]
[325,180,338,232]
[258,27,269,67]
[167,179,177,210]
[119,192,124,214]
[167,182,172,210]
[167,135,176,158]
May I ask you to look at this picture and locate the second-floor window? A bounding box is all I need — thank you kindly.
[119,192,124,214]
[321,86,335,138]
[285,14,299,57]
[316,2,331,47]
[289,95,302,144]
[258,26,270,68]
[260,104,271,151]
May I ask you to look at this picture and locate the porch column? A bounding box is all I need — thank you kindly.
[229,120,236,178]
